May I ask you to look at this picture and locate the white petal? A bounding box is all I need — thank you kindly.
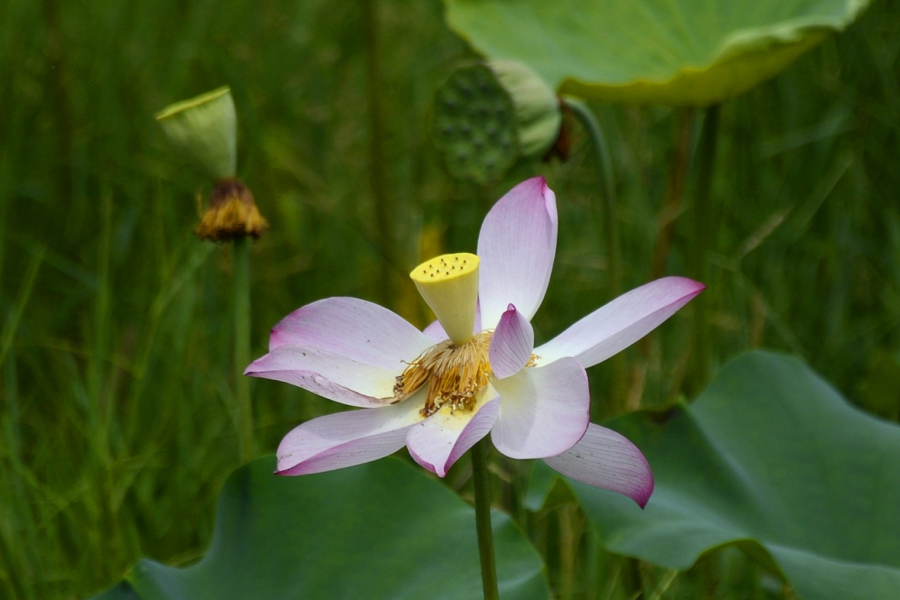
[244,346,395,408]
[268,297,432,367]
[248,297,434,406]
[544,423,654,508]
[489,304,535,379]
[491,357,589,459]
[478,177,558,328]
[423,320,448,343]
[406,395,500,477]
[276,394,424,475]
[535,277,705,369]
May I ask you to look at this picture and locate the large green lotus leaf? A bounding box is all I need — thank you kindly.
[555,351,900,600]
[443,0,870,106]
[94,457,548,600]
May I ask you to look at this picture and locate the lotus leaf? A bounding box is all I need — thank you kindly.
[444,0,870,105]
[556,351,900,600]
[94,457,548,600]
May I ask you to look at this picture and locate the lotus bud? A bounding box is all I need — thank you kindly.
[156,86,237,182]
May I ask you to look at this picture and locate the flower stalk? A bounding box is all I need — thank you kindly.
[562,97,620,300]
[157,86,266,462]
[233,237,255,462]
[471,438,499,600]
[689,105,720,393]
[563,98,625,411]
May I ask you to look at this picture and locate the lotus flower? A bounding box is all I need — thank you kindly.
[246,178,703,507]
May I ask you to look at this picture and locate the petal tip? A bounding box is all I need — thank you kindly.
[516,176,555,213]
[275,447,303,475]
[524,175,547,188]
[630,457,655,508]
[668,276,706,294]
[634,478,655,509]
[407,444,441,477]
[243,357,263,377]
[685,278,706,292]
[274,462,300,476]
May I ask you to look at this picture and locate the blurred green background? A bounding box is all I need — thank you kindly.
[1,0,898,597]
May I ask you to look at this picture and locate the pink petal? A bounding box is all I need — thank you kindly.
[248,297,434,406]
[244,346,395,408]
[543,424,654,508]
[489,304,535,379]
[477,177,558,328]
[535,277,705,369]
[491,357,589,459]
[422,320,448,343]
[406,396,500,477]
[268,297,432,368]
[276,396,424,476]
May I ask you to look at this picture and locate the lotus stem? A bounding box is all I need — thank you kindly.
[689,105,720,391]
[563,97,620,300]
[471,438,499,600]
[650,108,695,281]
[563,97,625,413]
[234,237,255,462]
[647,569,680,600]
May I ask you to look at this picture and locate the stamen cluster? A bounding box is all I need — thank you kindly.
[393,331,493,417]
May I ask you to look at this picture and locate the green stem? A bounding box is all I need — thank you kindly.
[563,97,620,300]
[41,0,75,202]
[233,237,255,462]
[558,504,578,599]
[689,105,720,392]
[91,186,112,465]
[650,108,695,281]
[0,248,43,369]
[564,97,625,414]
[647,569,680,600]
[471,438,499,600]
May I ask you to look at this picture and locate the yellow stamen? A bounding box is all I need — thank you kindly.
[393,331,493,417]
[410,253,479,345]
[195,179,268,241]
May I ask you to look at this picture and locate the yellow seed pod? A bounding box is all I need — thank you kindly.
[411,253,479,345]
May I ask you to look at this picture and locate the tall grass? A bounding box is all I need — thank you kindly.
[0,0,897,597]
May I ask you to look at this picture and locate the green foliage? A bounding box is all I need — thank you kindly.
[93,457,548,600]
[560,351,900,600]
[444,0,870,106]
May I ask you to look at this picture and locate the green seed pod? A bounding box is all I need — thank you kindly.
[488,60,561,159]
[432,61,561,184]
[156,86,237,181]
[432,64,519,185]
